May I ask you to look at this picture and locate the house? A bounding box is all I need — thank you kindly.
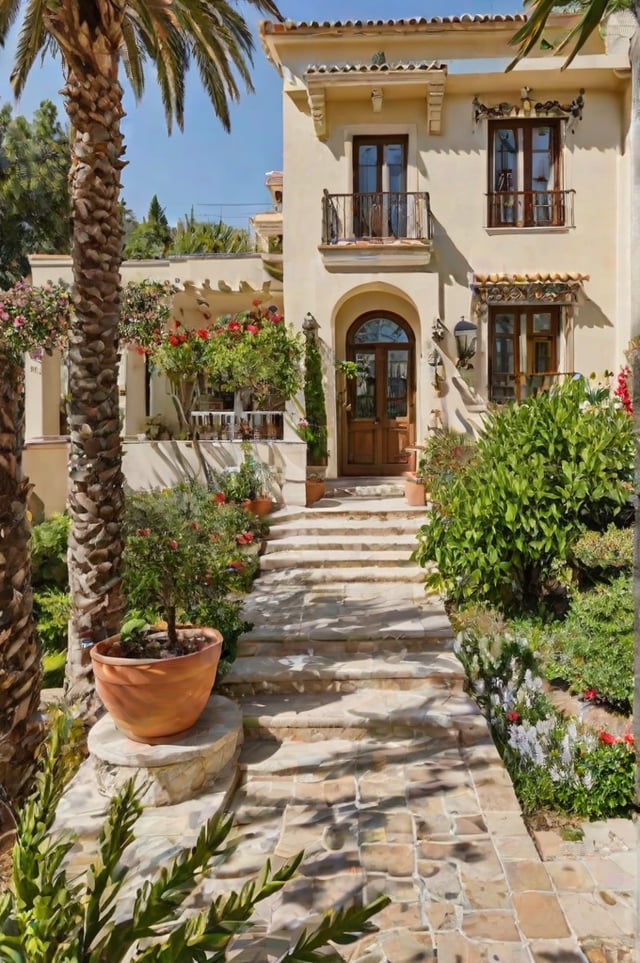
[26,11,634,508]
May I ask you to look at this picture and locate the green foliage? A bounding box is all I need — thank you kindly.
[417,429,476,492]
[570,524,633,584]
[0,100,70,287]
[171,208,252,255]
[123,196,174,259]
[42,650,66,688]
[33,588,70,654]
[455,614,635,819]
[303,332,328,464]
[414,380,633,613]
[123,484,262,649]
[0,714,389,962]
[539,574,633,712]
[31,514,70,590]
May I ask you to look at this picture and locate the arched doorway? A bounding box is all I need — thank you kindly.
[341,312,416,476]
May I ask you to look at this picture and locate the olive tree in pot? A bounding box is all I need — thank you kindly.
[90,485,251,742]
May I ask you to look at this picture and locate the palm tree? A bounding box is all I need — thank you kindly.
[509,1,640,804]
[0,0,284,731]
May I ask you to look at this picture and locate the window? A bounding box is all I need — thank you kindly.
[352,135,408,238]
[489,307,560,402]
[488,121,565,228]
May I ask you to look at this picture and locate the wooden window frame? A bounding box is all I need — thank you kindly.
[487,120,563,228]
[489,306,560,402]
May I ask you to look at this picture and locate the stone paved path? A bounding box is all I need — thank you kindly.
[56,490,637,962]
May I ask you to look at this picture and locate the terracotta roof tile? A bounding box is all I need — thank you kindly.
[305,61,445,75]
[262,15,527,33]
[473,272,590,284]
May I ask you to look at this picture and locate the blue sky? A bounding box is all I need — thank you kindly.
[0,0,523,227]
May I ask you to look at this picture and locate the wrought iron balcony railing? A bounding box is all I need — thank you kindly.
[486,189,575,229]
[322,189,432,245]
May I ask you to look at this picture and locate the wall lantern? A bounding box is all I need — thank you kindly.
[303,311,319,339]
[453,316,477,369]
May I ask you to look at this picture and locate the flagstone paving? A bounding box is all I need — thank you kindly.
[55,491,637,962]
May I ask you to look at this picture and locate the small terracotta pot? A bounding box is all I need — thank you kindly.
[248,497,273,518]
[91,627,223,743]
[404,478,426,506]
[305,479,325,507]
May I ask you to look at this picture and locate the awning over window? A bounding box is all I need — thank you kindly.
[470,272,589,305]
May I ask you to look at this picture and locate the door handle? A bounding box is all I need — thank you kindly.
[374,417,380,425]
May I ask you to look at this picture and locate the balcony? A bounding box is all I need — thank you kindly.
[486,189,575,230]
[320,190,433,268]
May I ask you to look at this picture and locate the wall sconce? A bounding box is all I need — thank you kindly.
[302,311,319,338]
[453,316,478,369]
[431,317,445,342]
[371,88,383,113]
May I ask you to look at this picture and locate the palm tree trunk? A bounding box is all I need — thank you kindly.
[0,358,44,803]
[61,55,126,715]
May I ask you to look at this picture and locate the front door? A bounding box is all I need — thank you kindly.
[342,313,415,476]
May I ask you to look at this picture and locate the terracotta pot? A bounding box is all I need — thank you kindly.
[404,478,426,506]
[248,496,273,518]
[91,627,223,743]
[305,479,325,507]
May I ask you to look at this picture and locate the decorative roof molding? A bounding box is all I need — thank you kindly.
[470,272,589,305]
[473,87,585,132]
[307,84,327,139]
[305,65,448,139]
[263,14,529,34]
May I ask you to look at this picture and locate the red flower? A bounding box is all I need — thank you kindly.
[191,521,199,531]
[173,319,181,329]
[228,560,244,571]
[252,299,262,307]
[214,492,226,504]
[136,527,151,536]
[197,328,209,340]
[237,533,247,544]
[246,323,259,335]
[168,335,180,347]
[270,314,282,324]
[623,733,635,744]
[506,710,520,723]
[599,731,617,745]
[168,539,178,550]
[136,346,146,356]
[583,688,598,701]
[228,321,241,333]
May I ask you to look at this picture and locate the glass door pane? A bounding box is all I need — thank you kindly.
[353,351,376,419]
[493,128,519,224]
[491,313,517,402]
[529,125,554,225]
[386,350,408,418]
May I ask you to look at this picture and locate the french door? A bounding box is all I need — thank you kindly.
[353,135,408,238]
[342,313,415,475]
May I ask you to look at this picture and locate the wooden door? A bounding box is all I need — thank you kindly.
[342,314,415,476]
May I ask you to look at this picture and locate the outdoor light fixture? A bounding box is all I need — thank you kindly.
[303,311,319,337]
[453,316,477,369]
[431,317,445,342]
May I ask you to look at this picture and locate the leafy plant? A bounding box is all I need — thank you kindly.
[539,574,633,712]
[414,380,633,613]
[570,524,633,585]
[31,514,70,590]
[417,429,476,492]
[303,330,328,464]
[123,484,261,650]
[34,588,71,654]
[0,714,389,962]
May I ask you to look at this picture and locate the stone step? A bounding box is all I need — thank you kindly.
[254,565,425,584]
[240,688,486,743]
[269,503,425,526]
[263,533,419,553]
[267,517,423,540]
[219,650,464,697]
[237,632,453,658]
[259,550,418,571]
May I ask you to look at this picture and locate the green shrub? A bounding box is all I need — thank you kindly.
[539,574,633,712]
[570,524,633,584]
[418,429,476,492]
[31,513,70,590]
[0,714,388,962]
[34,588,71,654]
[303,331,328,465]
[42,649,66,688]
[414,380,633,613]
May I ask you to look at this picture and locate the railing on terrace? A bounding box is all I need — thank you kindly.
[190,410,284,441]
[490,371,575,404]
[322,190,432,245]
[486,189,575,229]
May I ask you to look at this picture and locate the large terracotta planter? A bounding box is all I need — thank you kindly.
[91,627,223,743]
[248,496,273,518]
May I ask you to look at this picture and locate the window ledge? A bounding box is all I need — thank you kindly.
[485,226,573,236]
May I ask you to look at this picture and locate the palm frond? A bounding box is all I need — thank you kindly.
[0,0,22,45]
[8,0,49,96]
[120,14,147,99]
[554,0,621,65]
[506,0,560,70]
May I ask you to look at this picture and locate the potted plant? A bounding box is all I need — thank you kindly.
[213,445,276,516]
[90,484,254,742]
[404,472,426,506]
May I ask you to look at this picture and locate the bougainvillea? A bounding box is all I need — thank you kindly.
[0,281,71,363]
[119,279,173,350]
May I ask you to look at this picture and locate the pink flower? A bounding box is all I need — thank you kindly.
[506,710,520,723]
[228,321,242,333]
[246,323,259,335]
[168,539,178,550]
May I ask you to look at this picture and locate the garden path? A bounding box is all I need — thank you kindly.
[54,483,637,962]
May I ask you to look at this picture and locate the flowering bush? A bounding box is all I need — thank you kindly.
[614,365,632,414]
[123,483,262,655]
[119,279,173,349]
[150,319,212,385]
[454,614,635,819]
[0,281,70,363]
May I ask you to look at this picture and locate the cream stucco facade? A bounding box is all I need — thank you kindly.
[26,11,635,508]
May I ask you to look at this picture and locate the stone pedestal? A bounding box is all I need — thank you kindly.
[88,695,243,806]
